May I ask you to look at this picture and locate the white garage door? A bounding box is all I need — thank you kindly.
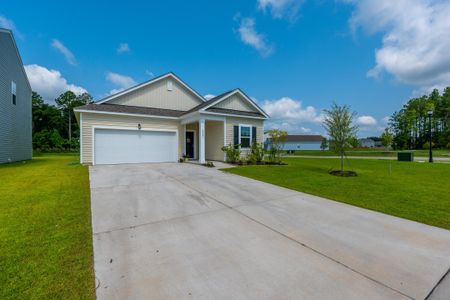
[94,129,177,165]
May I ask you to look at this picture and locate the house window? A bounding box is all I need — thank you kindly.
[167,80,173,91]
[12,81,17,105]
[239,125,251,148]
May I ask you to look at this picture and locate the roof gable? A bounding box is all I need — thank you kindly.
[210,93,258,113]
[190,89,269,118]
[0,29,31,90]
[96,73,205,110]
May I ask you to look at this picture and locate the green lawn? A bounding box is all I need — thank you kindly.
[288,149,450,157]
[0,154,94,299]
[224,158,450,230]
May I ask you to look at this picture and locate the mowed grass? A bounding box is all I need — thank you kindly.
[289,149,450,157]
[224,158,450,229]
[0,154,94,299]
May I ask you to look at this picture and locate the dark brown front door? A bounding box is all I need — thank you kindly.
[185,131,194,158]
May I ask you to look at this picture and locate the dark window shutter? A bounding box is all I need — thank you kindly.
[233,125,239,146]
[252,126,257,144]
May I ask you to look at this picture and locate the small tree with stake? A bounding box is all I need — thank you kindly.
[381,128,393,150]
[323,103,358,176]
[320,138,328,151]
[267,129,288,163]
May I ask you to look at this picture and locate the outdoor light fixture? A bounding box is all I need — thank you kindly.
[138,123,141,130]
[428,109,433,163]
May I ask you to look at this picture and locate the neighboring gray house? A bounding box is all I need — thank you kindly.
[0,29,32,163]
[266,135,325,151]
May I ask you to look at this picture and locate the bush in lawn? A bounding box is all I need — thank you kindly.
[248,142,265,164]
[33,129,65,152]
[221,144,241,163]
[423,141,436,149]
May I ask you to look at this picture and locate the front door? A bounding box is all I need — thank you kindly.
[185,131,194,158]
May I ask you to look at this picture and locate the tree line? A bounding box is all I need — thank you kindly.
[32,91,92,151]
[389,88,450,149]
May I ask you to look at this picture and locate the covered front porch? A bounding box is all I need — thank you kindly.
[181,114,226,163]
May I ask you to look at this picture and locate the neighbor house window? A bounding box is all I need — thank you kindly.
[239,125,251,148]
[167,80,173,91]
[11,81,17,105]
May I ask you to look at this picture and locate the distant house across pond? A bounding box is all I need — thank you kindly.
[359,137,383,148]
[265,134,326,151]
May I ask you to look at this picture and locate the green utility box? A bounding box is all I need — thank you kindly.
[398,152,414,162]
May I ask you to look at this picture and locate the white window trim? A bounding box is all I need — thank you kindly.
[239,124,252,149]
[11,81,17,105]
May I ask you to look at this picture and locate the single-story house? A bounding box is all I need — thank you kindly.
[0,28,32,163]
[266,135,325,151]
[74,72,269,165]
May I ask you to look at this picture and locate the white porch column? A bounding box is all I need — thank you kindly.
[199,118,206,163]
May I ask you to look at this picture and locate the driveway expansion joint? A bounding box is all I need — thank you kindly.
[425,267,450,300]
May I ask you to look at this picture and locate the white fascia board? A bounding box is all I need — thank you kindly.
[73,109,180,120]
[96,73,205,104]
[200,111,267,120]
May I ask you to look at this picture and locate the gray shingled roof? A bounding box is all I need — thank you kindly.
[75,103,185,117]
[75,88,266,119]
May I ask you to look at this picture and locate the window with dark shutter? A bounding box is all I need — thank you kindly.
[252,126,257,144]
[233,125,239,146]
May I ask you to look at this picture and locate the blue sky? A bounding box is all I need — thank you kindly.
[2,0,450,137]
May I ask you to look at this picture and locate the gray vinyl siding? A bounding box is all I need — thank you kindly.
[0,31,32,163]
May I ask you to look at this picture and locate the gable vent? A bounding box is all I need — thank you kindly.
[167,80,173,91]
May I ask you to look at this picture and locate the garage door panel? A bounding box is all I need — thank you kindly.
[94,129,177,165]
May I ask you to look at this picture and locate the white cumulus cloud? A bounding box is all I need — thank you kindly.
[357,115,377,126]
[106,72,136,95]
[257,0,304,22]
[0,15,23,39]
[344,0,450,92]
[24,64,87,102]
[261,97,323,134]
[204,94,216,100]
[0,15,15,30]
[262,97,323,123]
[51,39,77,65]
[117,43,131,54]
[237,17,274,57]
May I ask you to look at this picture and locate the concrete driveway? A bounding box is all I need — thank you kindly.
[89,163,450,300]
